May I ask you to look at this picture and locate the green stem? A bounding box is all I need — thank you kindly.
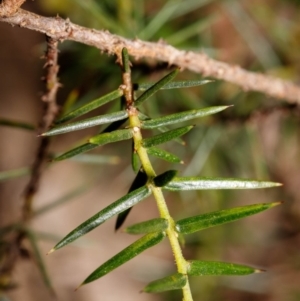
[129,113,193,301]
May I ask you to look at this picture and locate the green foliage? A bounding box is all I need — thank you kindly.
[44,48,281,301]
[81,231,165,286]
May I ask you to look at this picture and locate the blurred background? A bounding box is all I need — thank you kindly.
[0,0,300,301]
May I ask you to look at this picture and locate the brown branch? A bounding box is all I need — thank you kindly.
[23,36,60,222]
[0,0,26,17]
[0,8,300,104]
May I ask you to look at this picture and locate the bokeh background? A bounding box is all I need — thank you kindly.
[1,1,300,301]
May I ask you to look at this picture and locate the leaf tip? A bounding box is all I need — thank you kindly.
[46,248,55,255]
[255,269,266,274]
[75,283,84,291]
[271,201,284,207]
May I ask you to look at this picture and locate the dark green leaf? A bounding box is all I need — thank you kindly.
[69,154,120,165]
[135,79,212,91]
[48,186,152,253]
[141,106,229,129]
[122,47,130,73]
[56,89,123,123]
[176,202,281,234]
[165,177,282,191]
[134,69,179,106]
[42,111,128,136]
[81,232,165,285]
[89,129,133,145]
[187,260,260,276]
[115,169,148,230]
[153,170,178,187]
[137,111,184,145]
[52,143,98,161]
[0,118,35,131]
[143,125,194,148]
[131,140,140,173]
[147,147,182,163]
[143,273,187,293]
[125,218,169,234]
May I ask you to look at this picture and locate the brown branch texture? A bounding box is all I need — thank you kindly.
[0,8,300,104]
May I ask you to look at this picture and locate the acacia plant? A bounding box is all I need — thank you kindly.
[40,48,282,301]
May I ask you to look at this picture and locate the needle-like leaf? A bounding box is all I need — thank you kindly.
[0,167,30,181]
[187,260,261,276]
[125,218,169,234]
[141,106,230,129]
[165,177,282,191]
[147,147,182,163]
[176,202,281,234]
[153,170,178,187]
[48,186,152,253]
[55,89,123,124]
[89,128,133,145]
[134,69,179,106]
[0,118,35,131]
[142,125,194,148]
[135,79,212,91]
[42,111,128,136]
[81,232,165,286]
[115,169,148,231]
[52,143,98,161]
[143,273,187,293]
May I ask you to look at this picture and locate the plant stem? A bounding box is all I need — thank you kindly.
[129,113,193,301]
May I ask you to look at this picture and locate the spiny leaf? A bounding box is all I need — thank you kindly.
[81,232,165,286]
[153,170,178,187]
[0,118,35,131]
[52,143,98,161]
[176,202,281,234]
[115,169,148,230]
[141,106,230,129]
[69,154,120,165]
[147,147,182,163]
[142,125,194,148]
[56,89,123,123]
[89,128,133,145]
[125,218,169,234]
[134,69,179,106]
[122,47,130,73]
[187,260,261,276]
[143,273,187,293]
[135,79,212,91]
[42,111,128,136]
[48,186,152,253]
[137,111,184,145]
[165,177,282,191]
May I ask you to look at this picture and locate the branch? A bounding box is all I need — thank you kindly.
[0,0,26,17]
[23,36,60,222]
[1,8,300,104]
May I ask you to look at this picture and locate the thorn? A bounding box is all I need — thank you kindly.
[255,269,266,273]
[46,248,55,255]
[271,201,284,207]
[75,283,83,291]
